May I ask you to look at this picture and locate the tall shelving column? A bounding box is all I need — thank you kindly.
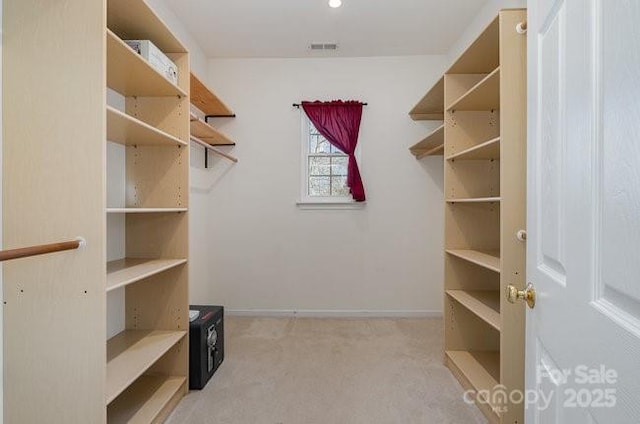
[441,10,526,424]
[407,9,526,424]
[443,15,502,423]
[4,0,212,422]
[105,0,190,422]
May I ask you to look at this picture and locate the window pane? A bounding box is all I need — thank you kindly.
[310,135,332,154]
[309,176,330,196]
[309,135,318,153]
[331,156,348,176]
[314,138,331,154]
[306,120,351,198]
[330,143,345,154]
[309,156,330,176]
[331,176,349,196]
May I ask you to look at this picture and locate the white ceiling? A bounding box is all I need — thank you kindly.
[162,0,490,58]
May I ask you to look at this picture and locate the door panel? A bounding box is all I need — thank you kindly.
[527,0,640,423]
[538,0,567,284]
[533,340,565,423]
[596,0,640,327]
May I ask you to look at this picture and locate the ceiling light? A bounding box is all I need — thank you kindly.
[329,0,342,8]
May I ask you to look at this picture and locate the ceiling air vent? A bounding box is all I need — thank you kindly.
[310,43,339,51]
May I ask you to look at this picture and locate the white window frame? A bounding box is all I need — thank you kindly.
[297,114,364,209]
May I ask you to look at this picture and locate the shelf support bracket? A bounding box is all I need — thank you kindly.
[205,114,236,124]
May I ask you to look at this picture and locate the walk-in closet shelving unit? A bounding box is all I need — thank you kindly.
[4,0,189,422]
[106,0,190,422]
[408,10,526,424]
[189,73,237,166]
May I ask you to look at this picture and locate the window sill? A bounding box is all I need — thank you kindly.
[296,200,366,210]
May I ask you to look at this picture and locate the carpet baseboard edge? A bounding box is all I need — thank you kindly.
[225,309,443,318]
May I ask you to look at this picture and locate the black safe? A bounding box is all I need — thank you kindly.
[189,305,224,390]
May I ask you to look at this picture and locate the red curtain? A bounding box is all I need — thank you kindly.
[301,100,366,202]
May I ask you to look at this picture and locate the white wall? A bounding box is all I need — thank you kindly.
[447,0,527,61]
[194,56,447,315]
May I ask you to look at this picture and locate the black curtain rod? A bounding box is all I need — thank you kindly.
[293,102,368,108]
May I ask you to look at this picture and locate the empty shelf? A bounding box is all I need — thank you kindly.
[448,67,500,112]
[107,106,186,147]
[409,76,444,120]
[106,258,187,292]
[107,208,187,214]
[446,197,501,204]
[190,73,234,116]
[447,137,500,161]
[107,29,187,97]
[446,249,500,273]
[190,113,235,146]
[410,125,444,158]
[107,375,185,424]
[106,330,186,405]
[445,350,501,418]
[447,290,501,331]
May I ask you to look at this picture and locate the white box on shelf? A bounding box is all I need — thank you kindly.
[124,39,178,85]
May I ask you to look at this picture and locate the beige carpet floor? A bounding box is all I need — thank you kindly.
[166,317,487,424]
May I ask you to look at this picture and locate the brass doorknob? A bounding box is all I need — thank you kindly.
[506,283,536,309]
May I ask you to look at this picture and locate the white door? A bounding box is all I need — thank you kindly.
[526,0,640,423]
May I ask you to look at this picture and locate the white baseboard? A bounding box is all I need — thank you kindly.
[225,309,443,318]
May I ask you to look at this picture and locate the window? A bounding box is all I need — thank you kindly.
[300,115,356,203]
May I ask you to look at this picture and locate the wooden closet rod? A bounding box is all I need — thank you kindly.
[0,237,86,262]
[190,135,238,163]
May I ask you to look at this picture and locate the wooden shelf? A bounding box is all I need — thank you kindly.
[107,106,186,147]
[446,249,500,273]
[409,76,444,120]
[107,29,187,98]
[107,258,187,292]
[447,290,501,331]
[445,350,501,420]
[446,197,501,203]
[448,67,500,112]
[447,137,500,161]
[107,0,187,53]
[106,330,186,405]
[107,375,185,424]
[410,125,444,158]
[447,16,499,74]
[190,73,234,116]
[106,208,187,214]
[190,113,235,146]
[416,144,444,158]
